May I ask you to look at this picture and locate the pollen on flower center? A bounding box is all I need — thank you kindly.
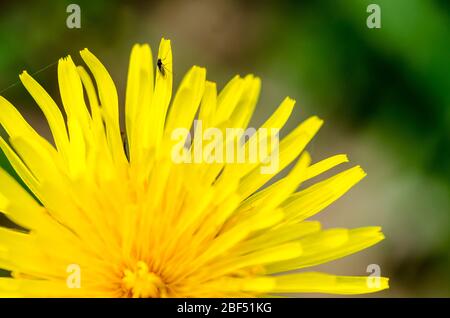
[122,261,167,298]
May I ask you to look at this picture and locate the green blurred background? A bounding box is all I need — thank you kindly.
[0,0,449,297]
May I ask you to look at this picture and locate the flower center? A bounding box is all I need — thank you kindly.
[122,261,167,298]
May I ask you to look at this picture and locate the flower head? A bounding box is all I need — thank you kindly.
[0,38,388,297]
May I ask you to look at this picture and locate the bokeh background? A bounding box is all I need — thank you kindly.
[0,0,449,297]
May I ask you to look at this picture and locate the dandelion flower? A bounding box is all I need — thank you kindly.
[0,38,388,297]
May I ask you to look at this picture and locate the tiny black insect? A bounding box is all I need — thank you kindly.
[157,58,169,77]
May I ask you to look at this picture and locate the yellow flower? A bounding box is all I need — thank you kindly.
[0,38,388,297]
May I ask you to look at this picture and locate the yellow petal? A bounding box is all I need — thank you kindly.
[0,137,39,196]
[19,71,70,160]
[228,75,261,128]
[80,48,126,167]
[57,56,91,136]
[148,38,173,152]
[214,75,245,124]
[233,221,321,255]
[282,165,366,222]
[165,65,206,134]
[125,44,153,163]
[198,81,217,129]
[266,227,385,273]
[272,272,389,294]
